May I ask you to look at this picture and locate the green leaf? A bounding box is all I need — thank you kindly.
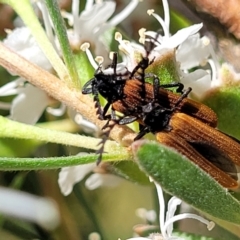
[133,140,240,225]
[110,161,150,185]
[204,86,240,140]
[45,0,80,89]
[74,51,95,86]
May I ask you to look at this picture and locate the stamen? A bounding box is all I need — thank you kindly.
[0,79,24,96]
[61,10,74,26]
[202,37,219,86]
[115,32,133,56]
[162,0,170,32]
[208,59,218,86]
[148,9,169,38]
[75,114,98,134]
[109,0,139,27]
[80,42,90,51]
[147,9,154,15]
[166,197,182,236]
[85,0,94,11]
[151,178,167,239]
[47,104,66,116]
[95,56,104,66]
[109,52,115,60]
[72,0,80,32]
[207,221,215,231]
[80,43,99,70]
[202,36,220,78]
[139,28,146,44]
[163,213,215,238]
[115,32,123,41]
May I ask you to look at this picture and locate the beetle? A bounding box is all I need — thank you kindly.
[82,34,240,189]
[110,70,240,189]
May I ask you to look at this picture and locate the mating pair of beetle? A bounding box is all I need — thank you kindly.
[82,39,240,190]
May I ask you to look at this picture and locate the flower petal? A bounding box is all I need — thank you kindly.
[180,69,211,100]
[154,23,203,50]
[3,27,52,71]
[10,84,50,124]
[177,34,210,69]
[0,187,60,230]
[58,163,95,196]
[85,173,122,190]
[77,2,116,37]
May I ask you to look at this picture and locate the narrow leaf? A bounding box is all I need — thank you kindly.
[45,0,80,88]
[133,140,240,224]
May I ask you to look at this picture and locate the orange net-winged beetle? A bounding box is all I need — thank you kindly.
[82,36,240,189]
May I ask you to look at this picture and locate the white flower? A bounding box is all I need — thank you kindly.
[126,180,215,240]
[113,0,215,101]
[180,69,211,100]
[58,158,122,195]
[0,187,60,230]
[10,83,51,124]
[3,27,52,71]
[0,77,51,124]
[1,0,140,124]
[62,0,139,60]
[2,27,53,124]
[58,162,96,196]
[176,35,210,70]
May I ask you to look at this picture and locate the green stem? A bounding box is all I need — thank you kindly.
[45,0,80,89]
[1,0,69,82]
[0,152,130,171]
[0,116,120,152]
